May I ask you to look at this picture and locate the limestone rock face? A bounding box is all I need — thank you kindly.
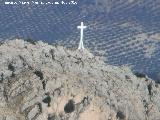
[0,39,160,120]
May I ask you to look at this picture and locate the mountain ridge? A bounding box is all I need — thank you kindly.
[0,39,160,120]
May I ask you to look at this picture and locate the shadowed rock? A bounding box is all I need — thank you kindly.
[64,100,75,113]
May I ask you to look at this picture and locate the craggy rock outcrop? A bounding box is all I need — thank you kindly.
[0,39,160,120]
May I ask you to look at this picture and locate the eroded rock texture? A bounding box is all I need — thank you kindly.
[0,39,160,120]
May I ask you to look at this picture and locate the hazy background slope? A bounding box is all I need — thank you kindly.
[0,0,160,80]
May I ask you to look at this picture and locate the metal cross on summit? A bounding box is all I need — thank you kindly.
[77,22,87,50]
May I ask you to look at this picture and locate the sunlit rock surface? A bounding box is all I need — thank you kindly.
[0,39,160,120]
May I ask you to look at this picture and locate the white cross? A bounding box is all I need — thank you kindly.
[77,22,87,50]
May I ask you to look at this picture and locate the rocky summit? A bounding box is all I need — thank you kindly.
[0,39,160,120]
